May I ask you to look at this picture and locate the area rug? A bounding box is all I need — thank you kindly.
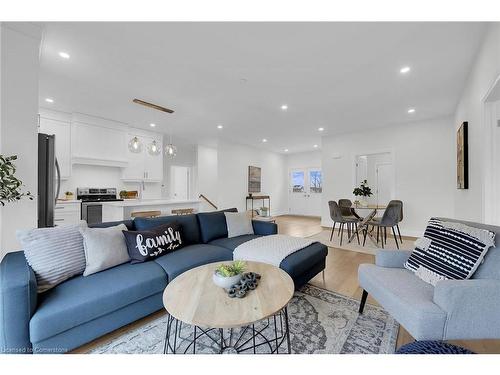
[88,285,399,354]
[307,228,415,255]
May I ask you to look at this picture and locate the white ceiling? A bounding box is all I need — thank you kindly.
[39,22,486,153]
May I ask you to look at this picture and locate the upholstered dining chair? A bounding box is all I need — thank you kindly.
[338,199,361,238]
[363,200,402,249]
[328,201,360,246]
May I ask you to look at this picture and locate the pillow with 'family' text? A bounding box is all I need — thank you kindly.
[122,222,184,263]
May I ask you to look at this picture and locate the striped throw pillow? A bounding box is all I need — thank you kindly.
[17,222,87,293]
[404,218,495,286]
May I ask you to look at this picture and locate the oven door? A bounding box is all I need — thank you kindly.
[81,202,103,225]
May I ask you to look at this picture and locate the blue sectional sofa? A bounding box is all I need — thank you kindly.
[0,209,327,354]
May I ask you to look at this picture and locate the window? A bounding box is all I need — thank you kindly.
[292,171,305,192]
[309,170,322,193]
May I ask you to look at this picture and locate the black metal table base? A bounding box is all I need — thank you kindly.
[164,307,291,354]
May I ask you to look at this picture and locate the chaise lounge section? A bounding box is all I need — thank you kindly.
[0,209,328,353]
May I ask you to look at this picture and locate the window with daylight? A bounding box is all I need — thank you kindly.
[292,171,305,192]
[309,170,322,193]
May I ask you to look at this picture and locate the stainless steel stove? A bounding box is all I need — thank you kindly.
[77,188,123,224]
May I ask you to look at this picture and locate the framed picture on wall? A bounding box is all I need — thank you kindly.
[457,121,468,189]
[248,166,261,193]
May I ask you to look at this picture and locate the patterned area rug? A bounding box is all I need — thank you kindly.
[89,285,398,354]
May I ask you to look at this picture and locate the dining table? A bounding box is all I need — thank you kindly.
[347,204,387,246]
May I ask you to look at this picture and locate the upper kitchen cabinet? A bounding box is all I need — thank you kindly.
[71,113,128,167]
[122,133,163,182]
[38,109,72,179]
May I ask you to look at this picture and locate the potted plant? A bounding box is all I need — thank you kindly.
[0,155,33,206]
[260,206,269,217]
[119,190,128,199]
[65,191,74,200]
[353,179,373,207]
[213,261,246,289]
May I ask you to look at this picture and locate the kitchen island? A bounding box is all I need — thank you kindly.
[101,199,202,221]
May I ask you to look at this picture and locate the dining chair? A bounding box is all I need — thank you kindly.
[363,200,402,249]
[328,201,360,246]
[338,199,362,239]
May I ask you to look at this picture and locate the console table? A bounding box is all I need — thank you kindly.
[245,195,270,218]
[162,261,294,354]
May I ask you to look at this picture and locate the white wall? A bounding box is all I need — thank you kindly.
[286,150,322,171]
[321,117,455,237]
[453,23,500,223]
[0,23,42,257]
[196,144,219,211]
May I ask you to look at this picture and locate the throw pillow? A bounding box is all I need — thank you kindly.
[225,212,254,238]
[197,208,238,243]
[123,222,184,263]
[80,224,130,276]
[404,218,496,286]
[17,221,87,293]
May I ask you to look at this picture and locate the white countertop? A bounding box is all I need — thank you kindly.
[101,199,201,207]
[56,199,81,204]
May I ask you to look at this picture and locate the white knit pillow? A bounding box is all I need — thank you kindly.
[224,212,254,238]
[17,221,87,293]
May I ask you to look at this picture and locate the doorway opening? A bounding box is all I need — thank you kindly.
[170,166,191,200]
[354,152,395,206]
[288,168,322,216]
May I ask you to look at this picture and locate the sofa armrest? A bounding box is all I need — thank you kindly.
[0,251,37,353]
[433,279,500,340]
[375,249,412,268]
[252,220,278,236]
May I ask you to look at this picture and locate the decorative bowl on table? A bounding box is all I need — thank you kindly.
[212,261,246,290]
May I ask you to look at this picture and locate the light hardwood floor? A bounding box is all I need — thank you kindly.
[74,215,500,353]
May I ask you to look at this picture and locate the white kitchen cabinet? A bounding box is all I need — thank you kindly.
[71,118,128,167]
[38,116,72,179]
[54,201,81,226]
[122,134,163,182]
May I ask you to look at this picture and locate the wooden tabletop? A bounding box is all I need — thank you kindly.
[162,261,295,329]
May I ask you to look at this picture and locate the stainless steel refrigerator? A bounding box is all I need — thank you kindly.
[38,133,61,228]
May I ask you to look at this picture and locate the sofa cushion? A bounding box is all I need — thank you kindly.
[209,234,261,251]
[29,261,167,344]
[279,242,328,278]
[134,214,201,245]
[153,244,233,282]
[197,208,238,243]
[90,220,134,230]
[225,212,254,238]
[358,264,447,340]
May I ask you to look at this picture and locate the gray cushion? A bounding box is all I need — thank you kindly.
[358,264,447,340]
[153,244,233,282]
[209,234,262,250]
[197,208,238,243]
[29,261,167,343]
[134,214,200,245]
[80,224,130,276]
[224,212,254,238]
[17,222,87,293]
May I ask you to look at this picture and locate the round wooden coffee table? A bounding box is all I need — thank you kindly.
[162,261,295,354]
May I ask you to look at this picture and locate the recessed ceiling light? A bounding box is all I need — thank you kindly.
[400,66,411,74]
[408,108,416,114]
[262,138,268,143]
[149,123,156,127]
[45,98,54,103]
[318,127,324,132]
[58,51,70,59]
[281,104,288,111]
[217,124,223,129]
[313,144,319,148]
[284,149,289,152]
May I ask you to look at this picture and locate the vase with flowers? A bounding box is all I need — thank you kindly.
[353,180,373,207]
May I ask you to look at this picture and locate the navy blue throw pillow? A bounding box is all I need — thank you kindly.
[197,208,238,243]
[123,222,184,263]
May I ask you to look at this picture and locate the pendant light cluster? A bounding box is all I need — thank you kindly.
[128,136,165,157]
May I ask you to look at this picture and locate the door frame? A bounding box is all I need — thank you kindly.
[287,167,323,216]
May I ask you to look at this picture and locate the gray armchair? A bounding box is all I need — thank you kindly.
[358,217,500,341]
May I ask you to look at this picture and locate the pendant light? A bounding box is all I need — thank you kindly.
[164,133,177,158]
[147,140,161,156]
[128,136,143,153]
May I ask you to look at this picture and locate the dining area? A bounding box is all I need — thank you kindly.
[327,199,404,249]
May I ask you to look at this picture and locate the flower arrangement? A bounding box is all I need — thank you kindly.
[215,260,246,277]
[0,155,33,206]
[353,180,373,197]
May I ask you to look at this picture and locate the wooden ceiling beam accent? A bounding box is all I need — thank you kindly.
[132,98,174,113]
